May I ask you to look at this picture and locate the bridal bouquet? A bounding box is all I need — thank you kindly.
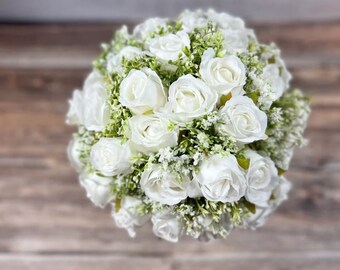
[66,10,310,242]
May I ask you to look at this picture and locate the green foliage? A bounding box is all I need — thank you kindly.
[176,114,239,157]
[102,73,132,138]
[111,154,149,197]
[240,40,267,74]
[175,198,231,237]
[237,156,250,170]
[149,21,184,38]
[171,23,225,79]
[239,41,268,99]
[93,26,144,75]
[252,89,311,169]
[243,199,256,214]
[121,55,176,89]
[219,92,232,107]
[76,127,102,170]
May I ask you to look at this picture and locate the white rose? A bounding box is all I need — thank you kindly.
[133,18,168,40]
[107,46,143,73]
[149,31,190,62]
[82,71,110,131]
[216,96,268,143]
[261,46,292,101]
[263,62,291,101]
[277,58,292,89]
[90,137,132,176]
[112,196,150,237]
[193,154,246,202]
[140,165,190,205]
[67,137,83,172]
[187,177,203,198]
[179,10,208,33]
[66,89,83,125]
[222,29,255,54]
[244,150,277,207]
[119,68,166,115]
[128,115,178,154]
[244,177,291,230]
[207,9,245,30]
[199,48,246,95]
[152,211,181,242]
[243,206,273,230]
[79,173,114,208]
[205,9,254,54]
[161,74,218,123]
[271,176,291,207]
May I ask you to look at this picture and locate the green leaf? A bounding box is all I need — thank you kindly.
[219,92,232,106]
[216,49,226,58]
[237,157,250,170]
[248,91,260,104]
[115,197,122,213]
[268,56,276,64]
[277,167,286,176]
[244,200,256,214]
[270,193,276,201]
[143,109,153,115]
[182,46,191,57]
[178,129,189,142]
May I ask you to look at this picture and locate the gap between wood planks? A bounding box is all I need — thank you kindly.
[0,250,340,261]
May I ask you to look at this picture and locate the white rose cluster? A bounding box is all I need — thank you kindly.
[66,10,310,242]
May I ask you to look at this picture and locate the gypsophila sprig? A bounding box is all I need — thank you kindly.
[66,9,310,242]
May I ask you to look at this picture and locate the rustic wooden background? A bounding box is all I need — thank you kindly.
[0,1,340,269]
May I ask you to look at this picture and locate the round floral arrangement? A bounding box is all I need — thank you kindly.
[66,10,310,242]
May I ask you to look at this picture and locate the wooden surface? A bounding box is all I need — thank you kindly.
[0,21,340,270]
[1,0,340,23]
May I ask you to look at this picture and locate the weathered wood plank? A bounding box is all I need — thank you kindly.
[0,22,339,268]
[1,252,340,270]
[1,194,337,261]
[0,69,87,102]
[0,254,170,270]
[0,24,116,48]
[0,0,340,23]
[255,22,340,53]
[0,22,340,69]
[1,22,339,52]
[175,255,340,270]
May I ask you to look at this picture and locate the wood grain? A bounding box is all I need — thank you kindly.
[1,253,340,270]
[1,22,340,69]
[0,22,339,270]
[0,0,340,23]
